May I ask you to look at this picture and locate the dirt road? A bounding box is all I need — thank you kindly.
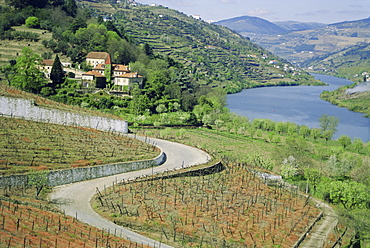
[298,198,338,248]
[49,135,210,247]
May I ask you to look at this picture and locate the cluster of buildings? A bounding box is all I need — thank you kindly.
[41,52,143,92]
[82,52,143,90]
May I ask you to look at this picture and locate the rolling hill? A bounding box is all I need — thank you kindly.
[250,17,370,66]
[214,15,287,35]
[215,16,325,36]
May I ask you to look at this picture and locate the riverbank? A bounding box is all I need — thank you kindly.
[320,84,370,118]
[227,73,370,142]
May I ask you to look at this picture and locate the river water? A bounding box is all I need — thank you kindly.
[226,74,370,142]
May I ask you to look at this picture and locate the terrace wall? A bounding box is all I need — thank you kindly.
[0,96,167,187]
[0,96,128,133]
[0,151,166,187]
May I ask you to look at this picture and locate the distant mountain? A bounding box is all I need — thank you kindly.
[274,21,326,32]
[215,16,327,36]
[330,17,370,29]
[249,17,370,66]
[214,16,287,35]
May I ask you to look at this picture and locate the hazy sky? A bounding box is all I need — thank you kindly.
[137,0,370,24]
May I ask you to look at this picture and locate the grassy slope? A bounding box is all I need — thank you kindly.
[0,26,52,66]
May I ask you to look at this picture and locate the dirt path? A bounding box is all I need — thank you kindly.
[49,135,210,248]
[298,198,338,248]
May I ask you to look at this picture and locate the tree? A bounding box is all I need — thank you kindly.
[353,138,364,153]
[329,180,367,210]
[322,130,334,143]
[28,171,49,199]
[319,114,339,133]
[338,135,352,149]
[304,167,321,194]
[0,60,16,84]
[143,43,154,57]
[10,47,47,94]
[281,155,299,179]
[299,125,310,139]
[327,154,359,179]
[50,54,64,89]
[5,0,48,9]
[275,122,284,134]
[69,17,87,33]
[310,128,321,142]
[63,0,77,17]
[25,17,39,28]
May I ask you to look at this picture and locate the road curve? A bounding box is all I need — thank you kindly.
[49,135,210,247]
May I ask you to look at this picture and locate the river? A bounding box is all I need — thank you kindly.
[226,74,370,142]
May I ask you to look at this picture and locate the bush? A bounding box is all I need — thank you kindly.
[25,16,39,28]
[40,87,55,97]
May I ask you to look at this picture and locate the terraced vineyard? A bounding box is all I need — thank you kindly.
[92,164,320,247]
[0,26,55,66]
[0,199,149,247]
[0,116,159,175]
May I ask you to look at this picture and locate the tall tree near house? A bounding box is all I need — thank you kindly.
[50,54,65,89]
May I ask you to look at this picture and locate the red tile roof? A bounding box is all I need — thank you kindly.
[117,73,143,78]
[41,60,54,66]
[82,71,105,77]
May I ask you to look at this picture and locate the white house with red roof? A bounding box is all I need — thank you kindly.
[82,52,143,90]
[86,52,111,68]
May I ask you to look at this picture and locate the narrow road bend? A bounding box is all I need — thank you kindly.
[49,135,210,247]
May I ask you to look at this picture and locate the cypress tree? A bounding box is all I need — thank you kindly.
[50,54,64,89]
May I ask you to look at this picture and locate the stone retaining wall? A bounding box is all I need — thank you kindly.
[0,96,128,133]
[0,151,166,187]
[0,96,168,187]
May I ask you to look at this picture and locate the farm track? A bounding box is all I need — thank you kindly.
[50,135,210,247]
[298,198,338,248]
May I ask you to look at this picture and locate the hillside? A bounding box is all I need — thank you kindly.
[274,21,326,32]
[0,198,148,248]
[214,16,325,36]
[0,0,322,95]
[93,2,322,91]
[303,43,370,80]
[214,15,287,35]
[250,17,370,66]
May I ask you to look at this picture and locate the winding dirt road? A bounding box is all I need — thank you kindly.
[50,135,210,247]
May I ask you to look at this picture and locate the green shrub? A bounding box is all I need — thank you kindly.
[25,16,39,28]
